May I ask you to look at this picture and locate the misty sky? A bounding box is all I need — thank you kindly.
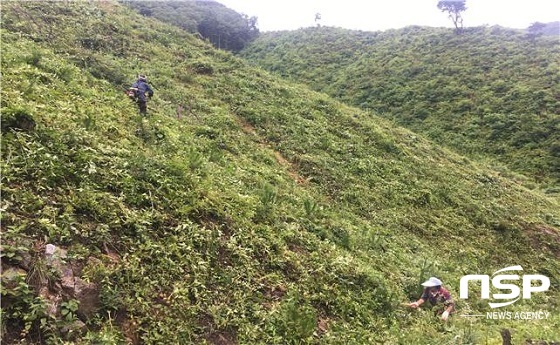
[217,0,560,32]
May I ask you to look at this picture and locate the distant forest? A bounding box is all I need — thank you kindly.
[123,0,558,52]
[122,0,259,52]
[527,21,560,36]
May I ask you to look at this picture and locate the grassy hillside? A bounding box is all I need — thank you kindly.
[1,2,559,344]
[240,26,560,191]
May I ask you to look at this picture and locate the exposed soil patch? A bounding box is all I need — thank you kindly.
[236,116,309,185]
[525,223,560,258]
[199,313,238,345]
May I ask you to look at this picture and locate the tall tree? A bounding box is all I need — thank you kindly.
[437,0,466,33]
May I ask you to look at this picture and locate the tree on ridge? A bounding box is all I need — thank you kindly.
[437,0,467,33]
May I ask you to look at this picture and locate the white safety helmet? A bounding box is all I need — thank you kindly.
[421,277,443,287]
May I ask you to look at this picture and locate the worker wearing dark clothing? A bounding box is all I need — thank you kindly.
[407,277,455,321]
[129,75,154,115]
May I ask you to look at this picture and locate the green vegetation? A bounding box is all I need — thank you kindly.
[240,25,560,191]
[437,0,467,33]
[1,2,559,344]
[123,0,259,52]
[527,21,560,37]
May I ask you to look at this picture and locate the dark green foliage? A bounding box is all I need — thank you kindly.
[1,108,36,133]
[123,0,259,52]
[24,49,43,67]
[240,26,560,189]
[1,1,559,344]
[189,58,215,75]
[527,21,560,37]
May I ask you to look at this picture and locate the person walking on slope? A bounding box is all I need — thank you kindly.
[407,277,455,321]
[128,74,154,116]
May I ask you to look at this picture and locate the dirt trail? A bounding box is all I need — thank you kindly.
[236,116,308,185]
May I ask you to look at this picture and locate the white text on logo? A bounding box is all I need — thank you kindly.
[460,266,550,308]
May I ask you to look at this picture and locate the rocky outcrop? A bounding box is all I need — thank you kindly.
[2,242,104,340]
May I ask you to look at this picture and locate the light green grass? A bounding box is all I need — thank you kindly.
[1,2,558,344]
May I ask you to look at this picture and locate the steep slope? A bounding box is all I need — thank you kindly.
[1,2,559,344]
[240,26,560,190]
